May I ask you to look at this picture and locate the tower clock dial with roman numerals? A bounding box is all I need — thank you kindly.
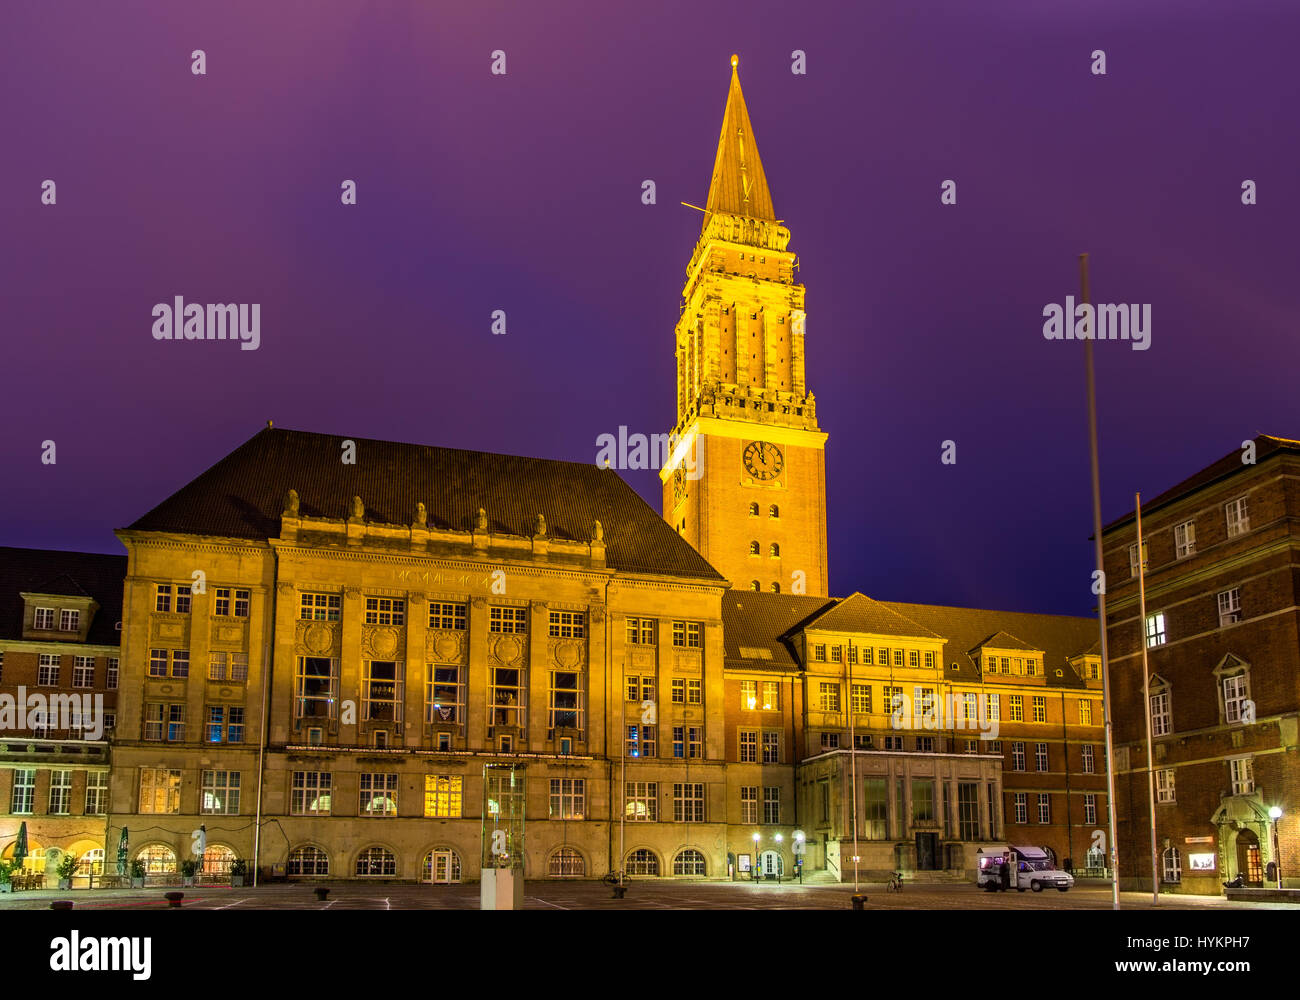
[743,441,784,481]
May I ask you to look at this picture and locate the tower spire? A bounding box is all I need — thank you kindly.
[703,54,776,228]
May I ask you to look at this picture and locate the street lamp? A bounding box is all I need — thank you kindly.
[794,831,805,884]
[1269,806,1283,889]
[775,834,783,884]
[752,832,760,882]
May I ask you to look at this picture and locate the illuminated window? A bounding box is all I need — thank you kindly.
[626,724,656,757]
[740,679,757,710]
[625,782,658,821]
[428,664,463,723]
[201,770,241,814]
[423,775,463,818]
[761,681,779,710]
[674,849,706,876]
[749,541,760,556]
[1218,589,1241,627]
[819,682,840,712]
[1146,612,1167,647]
[761,730,780,764]
[1032,696,1046,723]
[291,772,332,815]
[1156,768,1175,803]
[359,773,398,816]
[138,845,177,874]
[550,848,586,876]
[549,778,585,819]
[1224,496,1249,537]
[1008,695,1023,722]
[288,846,329,876]
[1079,700,1093,725]
[355,847,396,876]
[139,768,182,814]
[1174,520,1196,558]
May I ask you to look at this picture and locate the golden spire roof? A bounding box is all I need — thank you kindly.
[703,54,776,228]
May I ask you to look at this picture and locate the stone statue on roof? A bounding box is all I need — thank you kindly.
[534,514,547,538]
[415,502,426,526]
[283,489,299,516]
[593,520,604,542]
[476,508,488,531]
[351,496,364,519]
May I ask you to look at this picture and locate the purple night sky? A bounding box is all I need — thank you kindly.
[2,0,1296,616]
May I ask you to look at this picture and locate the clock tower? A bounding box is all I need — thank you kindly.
[660,55,829,597]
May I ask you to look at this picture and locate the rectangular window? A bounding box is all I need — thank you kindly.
[626,782,658,822]
[139,767,182,814]
[741,785,758,824]
[761,730,780,764]
[229,653,248,682]
[106,658,119,689]
[916,735,935,752]
[201,770,241,814]
[687,726,702,759]
[864,779,888,840]
[1174,520,1196,558]
[428,664,463,723]
[822,732,841,750]
[295,657,338,720]
[958,782,980,841]
[761,681,779,711]
[167,704,186,741]
[430,601,468,630]
[763,787,780,824]
[908,649,920,668]
[143,703,164,741]
[59,608,81,632]
[911,780,935,822]
[10,769,35,814]
[963,692,978,723]
[549,778,585,819]
[819,682,840,712]
[364,597,405,626]
[893,649,904,667]
[300,593,341,621]
[1156,768,1175,803]
[291,771,332,815]
[38,653,60,686]
[232,589,250,618]
[1128,541,1149,578]
[626,675,656,703]
[740,679,757,710]
[1225,496,1249,537]
[34,607,56,630]
[1032,696,1046,723]
[1081,744,1095,773]
[48,770,72,814]
[1012,742,1025,771]
[1079,700,1093,726]
[883,686,904,715]
[878,648,888,666]
[625,723,656,758]
[924,651,936,669]
[1230,756,1254,794]
[84,772,108,815]
[672,726,684,758]
[1008,695,1023,722]
[1146,612,1167,647]
[830,645,842,663]
[491,665,526,727]
[672,621,702,648]
[171,650,189,678]
[1034,742,1049,771]
[364,660,402,723]
[739,729,757,762]
[1150,690,1171,736]
[1037,794,1050,825]
[359,773,398,815]
[1223,675,1250,723]
[155,585,172,613]
[1218,588,1241,627]
[1083,793,1097,826]
[673,782,705,822]
[848,645,858,664]
[862,647,874,665]
[914,687,936,722]
[548,610,586,638]
[214,588,231,616]
[1013,792,1027,825]
[851,684,871,714]
[625,617,656,645]
[687,678,702,705]
[671,678,685,703]
[1025,658,1038,676]
[209,652,227,681]
[550,670,583,729]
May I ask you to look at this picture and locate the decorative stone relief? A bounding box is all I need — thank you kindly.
[630,647,655,669]
[276,582,296,595]
[489,634,525,667]
[472,597,486,609]
[297,621,340,656]
[427,630,466,663]
[361,626,402,660]
[549,638,584,669]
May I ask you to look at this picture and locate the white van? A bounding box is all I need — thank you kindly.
[976,846,1073,893]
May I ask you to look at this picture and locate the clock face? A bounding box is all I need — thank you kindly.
[672,468,687,507]
[743,441,784,481]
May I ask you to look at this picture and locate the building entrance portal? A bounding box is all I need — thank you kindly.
[915,833,940,871]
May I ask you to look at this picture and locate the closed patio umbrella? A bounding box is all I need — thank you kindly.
[14,823,28,865]
[116,828,128,876]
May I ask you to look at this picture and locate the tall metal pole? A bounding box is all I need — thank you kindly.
[848,646,859,892]
[1134,494,1160,904]
[1081,253,1121,910]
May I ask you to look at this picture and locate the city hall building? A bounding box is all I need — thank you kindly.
[3,56,1112,886]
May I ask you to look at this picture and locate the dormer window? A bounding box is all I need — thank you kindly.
[34,607,55,630]
[59,609,80,632]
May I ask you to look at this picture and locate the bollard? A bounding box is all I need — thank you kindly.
[850,894,867,911]
[313,887,330,901]
[164,891,184,908]
[612,885,628,899]
[50,900,74,911]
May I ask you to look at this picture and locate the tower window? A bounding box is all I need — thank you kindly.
[769,543,780,558]
[749,581,760,591]
[749,541,760,556]
[770,582,781,593]
[748,503,759,517]
[769,505,780,518]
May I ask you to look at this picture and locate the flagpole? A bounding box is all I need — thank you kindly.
[1134,494,1160,904]
[1081,252,1121,910]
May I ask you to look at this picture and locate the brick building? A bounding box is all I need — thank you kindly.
[1103,435,1300,893]
[0,547,122,885]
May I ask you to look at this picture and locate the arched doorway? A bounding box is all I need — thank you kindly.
[1236,829,1263,886]
[422,850,461,884]
[759,850,784,877]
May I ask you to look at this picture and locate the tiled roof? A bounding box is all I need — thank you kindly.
[124,427,725,582]
[720,591,1098,686]
[1103,434,1300,532]
[0,547,126,646]
[703,58,777,228]
[970,630,1041,653]
[883,602,1099,687]
[802,592,941,639]
[722,592,837,669]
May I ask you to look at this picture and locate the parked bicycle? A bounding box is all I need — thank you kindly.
[887,871,904,892]
[601,870,627,886]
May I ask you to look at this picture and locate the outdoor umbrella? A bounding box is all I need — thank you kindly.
[117,827,128,876]
[14,822,28,865]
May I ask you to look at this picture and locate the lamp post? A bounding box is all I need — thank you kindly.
[752,833,760,882]
[794,830,805,883]
[775,833,783,885]
[1269,806,1283,889]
